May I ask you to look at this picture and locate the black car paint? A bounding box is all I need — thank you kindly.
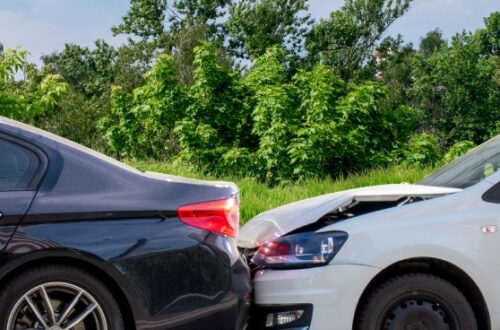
[0,119,251,329]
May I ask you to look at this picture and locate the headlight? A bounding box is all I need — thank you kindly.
[252,231,348,269]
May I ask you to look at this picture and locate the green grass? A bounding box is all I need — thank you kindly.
[127,160,435,224]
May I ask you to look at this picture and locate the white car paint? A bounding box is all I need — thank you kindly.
[244,166,500,329]
[238,184,460,249]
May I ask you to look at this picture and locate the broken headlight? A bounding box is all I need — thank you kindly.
[252,231,348,269]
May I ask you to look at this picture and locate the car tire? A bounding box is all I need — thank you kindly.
[0,264,125,330]
[356,273,477,330]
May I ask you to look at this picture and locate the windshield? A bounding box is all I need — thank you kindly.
[419,135,500,189]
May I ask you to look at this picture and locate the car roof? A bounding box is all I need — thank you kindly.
[0,116,141,174]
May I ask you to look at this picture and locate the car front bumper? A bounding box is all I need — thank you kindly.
[252,264,380,330]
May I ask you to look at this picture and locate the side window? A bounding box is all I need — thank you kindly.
[0,139,40,191]
[483,183,500,204]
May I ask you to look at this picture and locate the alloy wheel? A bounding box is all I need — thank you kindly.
[7,281,108,330]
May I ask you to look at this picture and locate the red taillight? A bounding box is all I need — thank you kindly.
[177,198,240,237]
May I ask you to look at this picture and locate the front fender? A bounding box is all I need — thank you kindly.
[331,223,499,329]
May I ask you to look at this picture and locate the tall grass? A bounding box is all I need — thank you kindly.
[128,160,435,223]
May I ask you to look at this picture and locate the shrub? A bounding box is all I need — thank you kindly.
[100,54,186,159]
[444,140,476,163]
[402,132,442,166]
[100,44,423,183]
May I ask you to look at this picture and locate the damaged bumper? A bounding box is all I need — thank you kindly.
[251,264,380,330]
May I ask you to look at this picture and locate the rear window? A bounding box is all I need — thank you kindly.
[0,139,40,191]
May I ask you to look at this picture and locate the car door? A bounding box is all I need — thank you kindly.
[0,135,43,251]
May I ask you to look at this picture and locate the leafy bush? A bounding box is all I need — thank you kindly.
[412,16,500,145]
[175,42,253,173]
[0,48,68,121]
[100,54,187,159]
[402,132,442,166]
[444,140,476,163]
[36,89,110,151]
[101,44,421,183]
[5,5,497,188]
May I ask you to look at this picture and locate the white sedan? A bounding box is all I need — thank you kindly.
[239,135,500,330]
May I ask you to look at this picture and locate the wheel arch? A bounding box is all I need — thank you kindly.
[353,257,490,330]
[0,254,136,330]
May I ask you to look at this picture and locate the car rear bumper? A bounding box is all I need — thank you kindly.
[252,264,380,330]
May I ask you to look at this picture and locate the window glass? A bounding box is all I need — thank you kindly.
[0,139,40,191]
[483,183,500,203]
[419,136,500,189]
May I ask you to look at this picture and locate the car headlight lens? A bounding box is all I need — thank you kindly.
[252,231,348,269]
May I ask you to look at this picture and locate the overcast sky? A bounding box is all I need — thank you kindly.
[0,0,497,66]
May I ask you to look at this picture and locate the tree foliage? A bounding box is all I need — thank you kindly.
[3,1,499,185]
[226,0,312,61]
[101,44,419,183]
[306,0,412,80]
[100,54,187,158]
[112,0,231,84]
[419,29,446,58]
[444,140,476,163]
[413,13,500,144]
[42,40,116,97]
[112,0,167,40]
[0,48,68,121]
[361,34,415,106]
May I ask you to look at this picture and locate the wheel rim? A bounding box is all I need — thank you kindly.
[7,281,108,330]
[382,297,454,330]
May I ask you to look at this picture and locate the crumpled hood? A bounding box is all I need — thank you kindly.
[237,184,460,249]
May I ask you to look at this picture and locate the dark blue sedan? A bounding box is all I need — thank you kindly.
[0,116,251,330]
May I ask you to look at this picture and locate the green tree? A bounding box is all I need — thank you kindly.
[113,0,229,40]
[0,48,68,121]
[413,12,500,144]
[361,35,416,107]
[39,40,117,150]
[419,28,446,58]
[247,47,299,181]
[479,11,499,56]
[226,0,312,62]
[287,65,346,179]
[113,0,231,84]
[306,0,412,81]
[112,0,167,40]
[175,42,253,173]
[245,48,418,182]
[42,40,116,97]
[100,42,421,183]
[401,132,442,166]
[329,83,418,171]
[101,54,187,158]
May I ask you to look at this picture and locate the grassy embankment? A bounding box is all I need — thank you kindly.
[128,161,435,224]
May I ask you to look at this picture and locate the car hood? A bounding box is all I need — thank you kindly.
[237,184,460,249]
